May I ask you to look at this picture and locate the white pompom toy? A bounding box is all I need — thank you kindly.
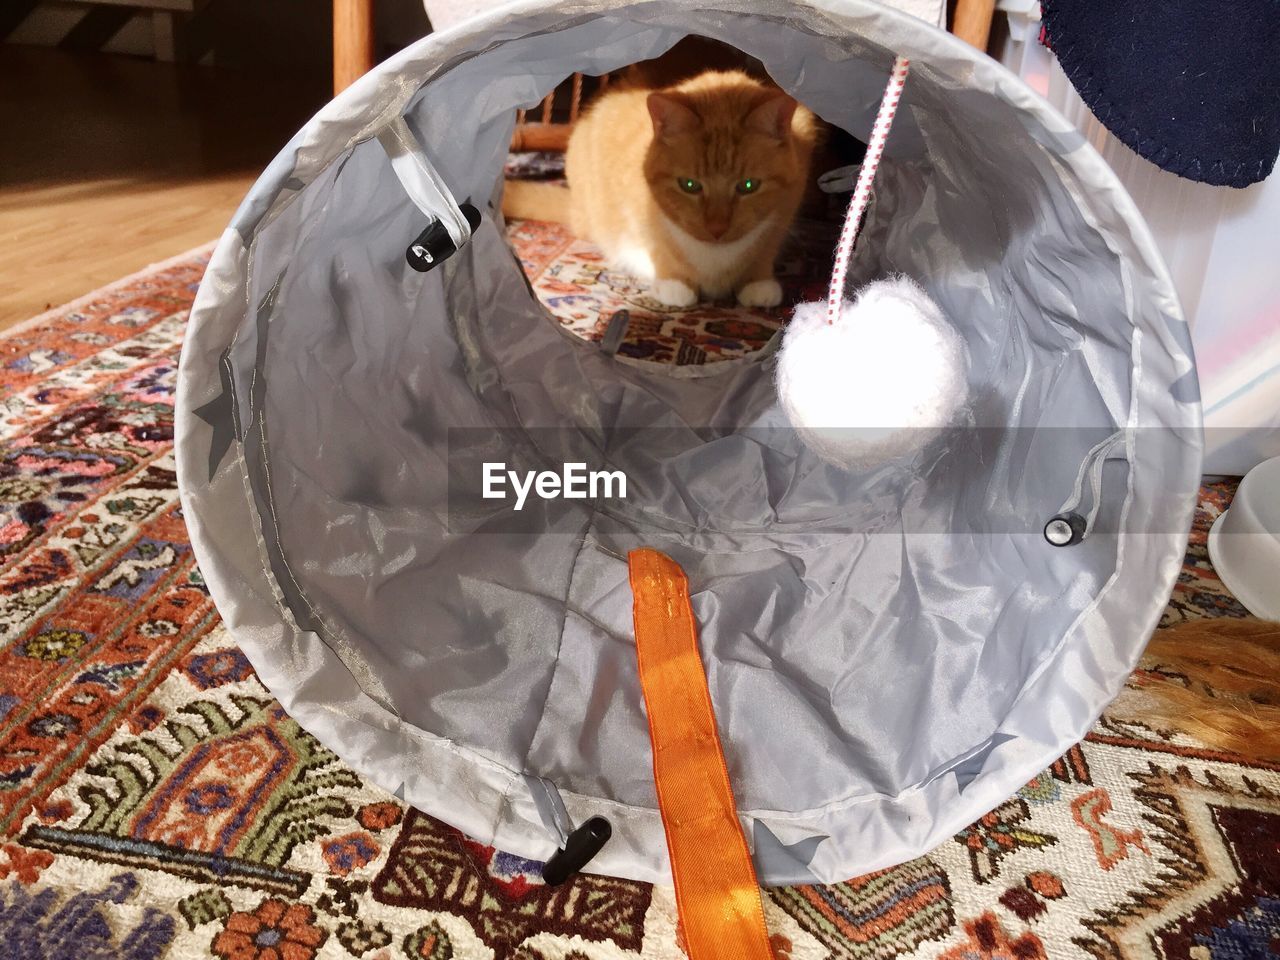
[776,278,970,471]
[775,54,969,470]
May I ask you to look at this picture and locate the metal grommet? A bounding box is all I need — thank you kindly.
[1044,513,1087,546]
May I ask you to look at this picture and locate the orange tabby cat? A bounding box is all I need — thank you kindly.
[507,71,818,307]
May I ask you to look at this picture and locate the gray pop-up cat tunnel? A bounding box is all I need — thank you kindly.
[175,0,1202,884]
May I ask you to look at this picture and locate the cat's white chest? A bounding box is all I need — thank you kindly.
[660,216,773,296]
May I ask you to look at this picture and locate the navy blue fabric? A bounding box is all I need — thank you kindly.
[1041,0,1279,188]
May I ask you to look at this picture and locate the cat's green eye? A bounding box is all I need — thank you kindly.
[736,178,761,195]
[678,177,703,194]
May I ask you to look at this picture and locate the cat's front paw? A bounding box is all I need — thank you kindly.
[653,278,698,308]
[737,278,783,308]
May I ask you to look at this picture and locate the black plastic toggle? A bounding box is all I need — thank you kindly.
[406,203,482,272]
[541,816,612,886]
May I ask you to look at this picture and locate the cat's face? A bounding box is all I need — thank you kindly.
[643,86,809,245]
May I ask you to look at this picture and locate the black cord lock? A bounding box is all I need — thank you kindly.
[541,816,612,886]
[406,203,482,273]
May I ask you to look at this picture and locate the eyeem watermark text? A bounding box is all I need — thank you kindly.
[482,462,627,511]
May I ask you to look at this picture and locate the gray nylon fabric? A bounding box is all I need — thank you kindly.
[175,0,1202,884]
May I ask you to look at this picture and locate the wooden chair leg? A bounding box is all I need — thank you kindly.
[334,0,375,94]
[952,0,996,53]
[151,11,177,62]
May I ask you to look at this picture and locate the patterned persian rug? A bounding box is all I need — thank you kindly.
[0,238,1275,960]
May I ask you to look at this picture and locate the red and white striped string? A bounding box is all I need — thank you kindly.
[825,56,910,324]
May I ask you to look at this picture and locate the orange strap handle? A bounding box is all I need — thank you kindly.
[628,548,775,960]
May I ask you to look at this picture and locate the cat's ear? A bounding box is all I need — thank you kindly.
[745,93,798,140]
[647,92,701,139]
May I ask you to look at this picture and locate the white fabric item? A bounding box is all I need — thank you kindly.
[423,0,947,32]
[776,278,970,470]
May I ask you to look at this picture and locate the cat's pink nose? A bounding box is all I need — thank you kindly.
[707,222,729,239]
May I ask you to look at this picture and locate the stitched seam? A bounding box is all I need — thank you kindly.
[1041,3,1273,184]
[518,507,596,786]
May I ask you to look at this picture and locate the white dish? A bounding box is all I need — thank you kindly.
[1207,456,1280,621]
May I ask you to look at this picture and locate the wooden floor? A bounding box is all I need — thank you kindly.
[0,47,326,330]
